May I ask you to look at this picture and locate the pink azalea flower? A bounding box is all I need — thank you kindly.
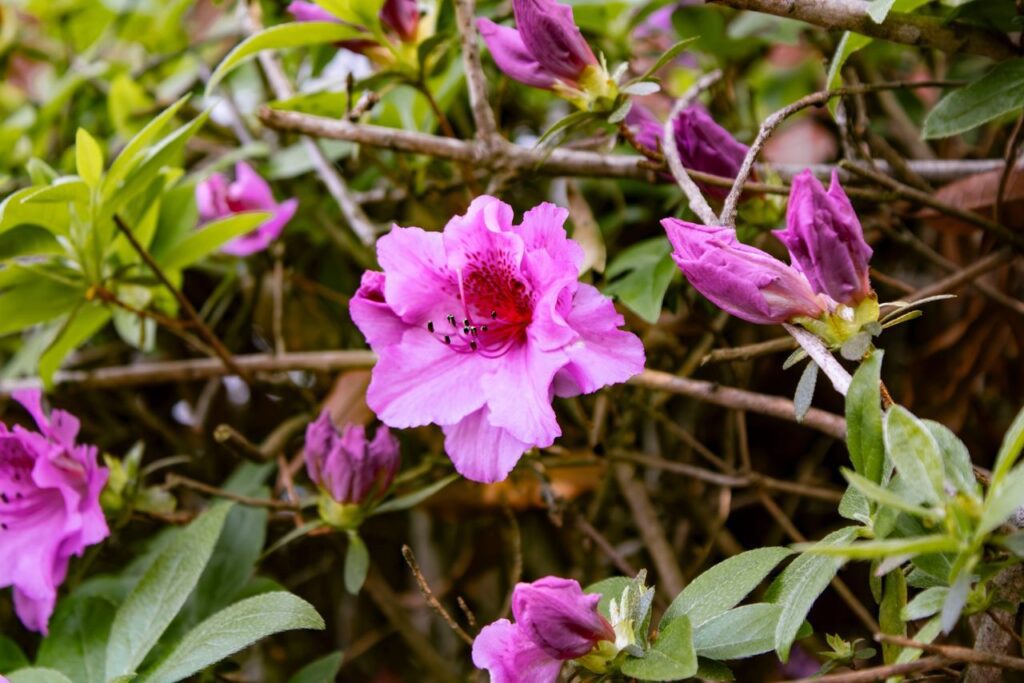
[304,411,400,505]
[195,162,298,257]
[350,196,645,483]
[472,576,614,683]
[0,391,109,634]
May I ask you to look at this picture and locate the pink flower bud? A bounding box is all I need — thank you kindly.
[775,169,873,305]
[304,411,400,505]
[662,218,826,325]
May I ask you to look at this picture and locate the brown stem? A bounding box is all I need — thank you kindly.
[995,112,1024,227]
[789,656,954,683]
[164,473,298,510]
[401,545,474,646]
[878,633,1024,672]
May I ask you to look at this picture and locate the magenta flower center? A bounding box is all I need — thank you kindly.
[425,253,535,358]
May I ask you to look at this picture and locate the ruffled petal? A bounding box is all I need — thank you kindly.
[377,226,460,324]
[230,162,277,211]
[472,618,564,683]
[222,197,297,257]
[555,283,645,397]
[349,270,408,349]
[195,173,230,220]
[513,0,597,82]
[443,407,530,483]
[367,328,489,430]
[482,343,565,448]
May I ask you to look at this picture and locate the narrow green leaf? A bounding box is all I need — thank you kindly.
[767,527,857,661]
[879,570,907,663]
[923,420,979,498]
[692,603,781,660]
[841,469,939,520]
[990,405,1024,488]
[621,615,697,681]
[104,95,190,199]
[288,650,344,683]
[39,304,112,386]
[155,211,269,270]
[105,502,234,679]
[794,361,818,423]
[0,274,82,337]
[884,406,945,506]
[846,351,884,482]
[0,635,29,671]
[345,532,369,594]
[867,0,897,22]
[979,464,1024,536]
[75,128,104,187]
[803,535,959,559]
[138,592,324,683]
[206,22,368,95]
[629,36,699,84]
[663,547,792,628]
[36,596,116,683]
[901,586,947,621]
[825,32,871,116]
[370,473,458,515]
[923,58,1024,139]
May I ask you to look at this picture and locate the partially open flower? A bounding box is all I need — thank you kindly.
[775,169,873,306]
[0,391,109,634]
[478,0,613,108]
[662,218,826,325]
[626,104,749,199]
[304,411,400,507]
[195,162,298,257]
[473,576,615,683]
[350,196,644,483]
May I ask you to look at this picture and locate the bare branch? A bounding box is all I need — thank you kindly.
[784,323,853,396]
[663,70,722,225]
[453,0,499,142]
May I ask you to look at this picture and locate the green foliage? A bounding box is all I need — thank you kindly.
[923,58,1024,138]
[288,651,345,683]
[619,616,697,681]
[344,531,370,594]
[604,237,678,323]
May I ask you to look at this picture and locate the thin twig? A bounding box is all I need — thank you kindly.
[719,80,961,227]
[995,112,1024,227]
[401,545,475,646]
[112,214,248,380]
[701,336,798,365]
[877,634,1024,672]
[842,160,1024,249]
[453,0,499,143]
[905,249,1015,303]
[214,423,269,462]
[788,656,954,683]
[164,473,299,510]
[576,515,639,577]
[663,70,722,226]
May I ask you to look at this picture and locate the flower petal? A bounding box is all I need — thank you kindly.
[472,619,564,683]
[513,0,597,82]
[350,270,408,349]
[477,18,561,90]
[482,343,565,448]
[195,173,230,220]
[443,407,530,483]
[378,226,460,324]
[222,197,297,257]
[229,162,277,211]
[555,283,645,397]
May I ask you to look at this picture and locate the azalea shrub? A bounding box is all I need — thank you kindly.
[1,0,1024,681]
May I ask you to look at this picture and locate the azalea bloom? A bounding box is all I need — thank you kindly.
[288,0,419,45]
[473,577,615,683]
[305,411,400,505]
[195,162,298,257]
[478,0,598,93]
[626,104,749,199]
[350,196,645,483]
[0,391,108,634]
[775,170,873,305]
[662,218,826,325]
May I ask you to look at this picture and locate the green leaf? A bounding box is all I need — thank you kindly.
[104,95,191,199]
[628,37,699,85]
[137,592,323,683]
[536,110,602,147]
[846,350,884,482]
[867,0,898,22]
[370,474,458,515]
[621,615,697,681]
[22,180,90,205]
[621,81,661,96]
[824,32,871,116]
[892,615,941,668]
[6,670,74,683]
[923,420,978,498]
[979,464,1024,536]
[604,237,678,324]
[902,586,947,621]
[345,532,369,595]
[990,405,1024,488]
[692,603,781,660]
[154,211,270,270]
[794,361,818,423]
[767,527,857,661]
[695,658,734,681]
[39,304,112,386]
[0,186,72,237]
[36,596,116,683]
[105,502,234,679]
[663,547,792,628]
[879,570,907,663]
[837,485,871,524]
[0,272,83,337]
[884,405,945,506]
[803,535,959,559]
[585,577,632,618]
[288,650,344,683]
[841,469,939,520]
[923,58,1024,138]
[75,128,104,188]
[0,635,29,671]
[206,22,368,95]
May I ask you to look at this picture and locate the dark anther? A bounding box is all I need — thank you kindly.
[491,310,498,319]
[463,327,470,334]
[443,335,451,344]
[447,314,456,327]
[463,318,470,326]
[481,325,488,332]
[0,493,7,504]
[0,523,6,530]
[470,341,478,351]
[427,321,434,333]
